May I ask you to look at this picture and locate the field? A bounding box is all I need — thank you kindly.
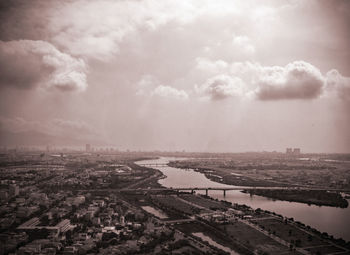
[176,222,252,255]
[220,221,297,255]
[250,218,349,254]
[179,194,228,211]
[151,195,206,215]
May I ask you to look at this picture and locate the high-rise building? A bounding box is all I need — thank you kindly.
[293,148,301,154]
[286,148,293,154]
[86,144,91,152]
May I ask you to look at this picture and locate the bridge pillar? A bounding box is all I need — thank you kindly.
[205,189,208,196]
[223,190,226,197]
[191,189,194,194]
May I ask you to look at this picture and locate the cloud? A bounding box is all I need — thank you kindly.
[49,0,199,61]
[191,59,350,101]
[255,61,325,100]
[152,85,189,100]
[0,116,104,146]
[136,75,158,96]
[0,116,96,138]
[196,74,245,100]
[326,69,350,101]
[0,40,87,91]
[136,75,189,100]
[195,57,228,73]
[232,35,255,55]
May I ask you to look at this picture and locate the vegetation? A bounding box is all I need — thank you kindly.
[244,189,348,208]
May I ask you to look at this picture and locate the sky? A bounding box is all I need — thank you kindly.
[0,0,350,153]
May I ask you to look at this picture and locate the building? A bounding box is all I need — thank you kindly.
[293,148,301,154]
[86,144,91,152]
[66,195,85,206]
[56,219,72,233]
[9,184,19,197]
[0,190,8,200]
[286,148,301,155]
[18,217,40,229]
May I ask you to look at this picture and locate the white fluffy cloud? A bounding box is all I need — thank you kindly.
[152,85,189,100]
[0,40,87,91]
[195,74,245,100]
[325,69,350,101]
[195,57,228,73]
[232,35,255,55]
[137,75,189,100]
[49,0,199,61]
[254,61,325,100]
[46,0,279,62]
[191,59,350,101]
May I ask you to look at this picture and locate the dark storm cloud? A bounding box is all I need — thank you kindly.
[0,40,87,91]
[0,0,54,41]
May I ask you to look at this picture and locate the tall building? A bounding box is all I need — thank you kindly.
[293,148,301,154]
[286,148,293,154]
[86,144,91,152]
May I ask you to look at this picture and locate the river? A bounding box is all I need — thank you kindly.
[136,157,350,242]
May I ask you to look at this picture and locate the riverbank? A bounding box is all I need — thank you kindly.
[168,161,292,187]
[243,189,349,208]
[123,188,350,254]
[136,157,350,242]
[168,161,349,208]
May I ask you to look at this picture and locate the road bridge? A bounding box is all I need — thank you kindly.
[120,186,350,196]
[137,163,169,167]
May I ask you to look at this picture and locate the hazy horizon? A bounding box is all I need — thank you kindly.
[1,0,350,153]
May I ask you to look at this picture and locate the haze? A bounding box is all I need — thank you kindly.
[0,0,350,153]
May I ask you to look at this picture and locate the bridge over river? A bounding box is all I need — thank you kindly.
[120,186,350,196]
[137,163,169,167]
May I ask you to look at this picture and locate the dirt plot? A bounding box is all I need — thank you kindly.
[221,221,298,255]
[121,193,184,220]
[152,195,205,215]
[175,222,209,234]
[251,218,328,247]
[306,244,347,254]
[179,194,228,210]
[176,222,251,255]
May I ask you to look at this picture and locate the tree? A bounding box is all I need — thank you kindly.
[307,234,313,242]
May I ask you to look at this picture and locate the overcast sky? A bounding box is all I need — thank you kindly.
[0,0,350,153]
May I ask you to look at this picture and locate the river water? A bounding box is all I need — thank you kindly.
[136,157,350,242]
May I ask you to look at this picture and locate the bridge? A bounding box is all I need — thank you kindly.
[137,163,169,167]
[120,186,348,196]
